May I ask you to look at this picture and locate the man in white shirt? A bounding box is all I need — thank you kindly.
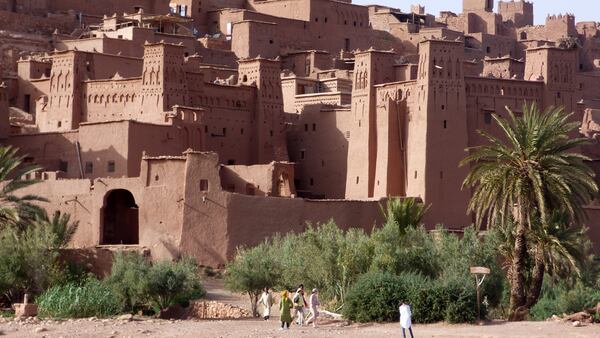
[399,300,414,338]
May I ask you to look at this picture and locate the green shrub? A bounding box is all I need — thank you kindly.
[343,271,424,322]
[37,278,120,318]
[343,272,479,323]
[106,253,205,313]
[105,252,150,312]
[146,258,206,312]
[530,279,600,320]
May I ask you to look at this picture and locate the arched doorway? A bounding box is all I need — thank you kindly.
[101,189,139,245]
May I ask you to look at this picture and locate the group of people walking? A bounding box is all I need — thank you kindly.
[257,286,414,337]
[257,284,320,330]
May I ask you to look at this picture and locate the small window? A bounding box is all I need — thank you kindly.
[246,184,256,195]
[557,92,561,99]
[107,161,115,173]
[441,104,445,110]
[486,46,491,54]
[310,178,314,186]
[222,128,227,136]
[241,128,244,135]
[59,160,68,173]
[227,159,235,165]
[57,121,62,128]
[270,130,273,137]
[443,120,447,129]
[484,111,492,125]
[200,179,209,191]
[85,162,93,174]
[312,123,316,131]
[345,131,350,139]
[204,125,208,133]
[304,124,308,132]
[414,171,418,179]
[356,176,359,184]
[300,150,305,160]
[117,35,123,39]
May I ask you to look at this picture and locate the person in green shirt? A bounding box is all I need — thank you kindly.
[279,290,293,330]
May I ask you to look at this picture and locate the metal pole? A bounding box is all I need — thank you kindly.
[476,276,481,321]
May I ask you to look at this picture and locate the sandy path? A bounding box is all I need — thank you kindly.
[0,317,598,338]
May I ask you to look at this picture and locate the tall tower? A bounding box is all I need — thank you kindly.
[38,51,83,132]
[406,39,471,227]
[140,43,188,118]
[524,46,578,114]
[345,49,396,199]
[238,57,287,164]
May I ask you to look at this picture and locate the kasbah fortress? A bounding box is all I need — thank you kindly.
[2,0,600,268]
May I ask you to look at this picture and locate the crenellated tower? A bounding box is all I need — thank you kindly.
[406,39,471,227]
[238,57,287,164]
[140,43,188,118]
[38,51,84,132]
[345,49,396,198]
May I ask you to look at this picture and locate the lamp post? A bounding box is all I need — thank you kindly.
[470,266,491,323]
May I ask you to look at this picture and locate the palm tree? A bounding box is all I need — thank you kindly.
[379,197,428,235]
[526,211,590,308]
[31,210,79,249]
[461,103,598,319]
[0,146,46,228]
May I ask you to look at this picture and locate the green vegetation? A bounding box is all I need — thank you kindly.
[37,278,121,318]
[462,103,598,320]
[37,253,206,318]
[225,198,504,323]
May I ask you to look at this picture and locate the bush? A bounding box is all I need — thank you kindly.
[106,253,205,313]
[343,271,480,323]
[105,252,150,312]
[37,278,120,318]
[343,271,426,322]
[530,279,600,320]
[145,258,206,312]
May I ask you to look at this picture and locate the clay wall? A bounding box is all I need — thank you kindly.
[286,107,351,198]
[482,57,524,79]
[224,194,386,260]
[82,78,142,123]
[219,162,295,197]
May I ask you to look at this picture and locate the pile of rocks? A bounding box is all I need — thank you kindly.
[548,302,600,326]
[187,301,251,320]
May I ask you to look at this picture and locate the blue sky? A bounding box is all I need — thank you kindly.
[353,0,599,25]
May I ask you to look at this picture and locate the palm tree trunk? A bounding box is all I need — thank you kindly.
[526,249,545,308]
[509,204,528,320]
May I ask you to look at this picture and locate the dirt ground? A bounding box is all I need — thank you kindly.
[0,279,597,337]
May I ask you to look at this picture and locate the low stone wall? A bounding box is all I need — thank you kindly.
[159,301,251,320]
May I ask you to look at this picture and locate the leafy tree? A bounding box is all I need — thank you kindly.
[461,103,598,319]
[0,146,46,229]
[224,242,281,316]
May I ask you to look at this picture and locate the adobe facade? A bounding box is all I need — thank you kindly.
[2,0,600,263]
